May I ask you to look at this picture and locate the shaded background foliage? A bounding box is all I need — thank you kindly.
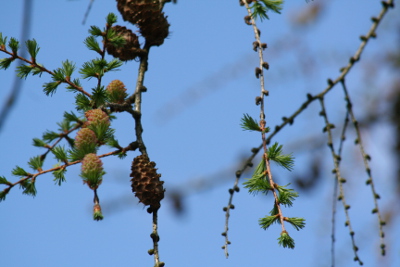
[0,0,399,266]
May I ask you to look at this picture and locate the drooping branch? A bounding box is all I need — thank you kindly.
[224,0,394,259]
[341,79,386,256]
[318,97,363,266]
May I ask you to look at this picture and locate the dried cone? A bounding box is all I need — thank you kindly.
[130,154,165,212]
[116,0,170,46]
[106,25,145,61]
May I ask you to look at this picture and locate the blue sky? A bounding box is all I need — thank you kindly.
[0,1,399,267]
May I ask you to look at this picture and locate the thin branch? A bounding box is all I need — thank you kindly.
[341,79,386,255]
[133,46,150,156]
[0,48,91,97]
[243,2,268,122]
[331,110,349,267]
[82,0,95,25]
[151,210,163,267]
[1,143,136,195]
[41,123,82,162]
[319,97,363,266]
[221,154,255,257]
[0,0,33,132]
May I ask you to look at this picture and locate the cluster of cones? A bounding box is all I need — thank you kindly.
[108,1,167,212]
[107,0,170,61]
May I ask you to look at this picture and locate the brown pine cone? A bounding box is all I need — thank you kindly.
[105,25,145,61]
[116,0,170,46]
[130,154,165,212]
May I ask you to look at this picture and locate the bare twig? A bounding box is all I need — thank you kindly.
[331,110,349,267]
[151,210,161,266]
[319,97,363,265]
[133,46,149,156]
[341,79,386,255]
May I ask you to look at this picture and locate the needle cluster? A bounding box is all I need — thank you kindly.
[242,115,304,249]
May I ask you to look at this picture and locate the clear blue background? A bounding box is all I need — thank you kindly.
[0,1,399,267]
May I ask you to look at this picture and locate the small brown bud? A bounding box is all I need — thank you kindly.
[261,43,267,49]
[251,147,258,153]
[244,15,252,25]
[255,96,262,105]
[255,67,262,78]
[262,62,269,70]
[371,17,378,22]
[252,41,259,52]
